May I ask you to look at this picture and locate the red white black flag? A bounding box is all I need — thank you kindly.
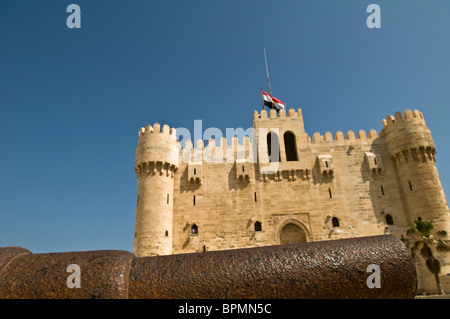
[262,90,285,110]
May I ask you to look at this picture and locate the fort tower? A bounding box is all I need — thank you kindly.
[382,109,450,292]
[133,123,179,257]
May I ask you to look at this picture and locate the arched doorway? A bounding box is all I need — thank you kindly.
[279,223,307,244]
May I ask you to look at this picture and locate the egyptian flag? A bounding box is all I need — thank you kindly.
[262,90,285,110]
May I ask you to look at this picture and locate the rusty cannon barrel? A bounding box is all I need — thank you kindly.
[0,235,417,299]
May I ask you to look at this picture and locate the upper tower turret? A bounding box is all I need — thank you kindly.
[381,109,435,162]
[253,108,309,173]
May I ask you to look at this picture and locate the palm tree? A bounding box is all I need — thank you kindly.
[403,218,450,295]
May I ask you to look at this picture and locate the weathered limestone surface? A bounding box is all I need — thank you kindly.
[133,108,450,295]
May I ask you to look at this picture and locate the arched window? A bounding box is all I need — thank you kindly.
[332,217,340,227]
[254,221,262,232]
[284,131,298,161]
[191,224,198,235]
[385,214,394,225]
[165,230,169,237]
[267,132,280,162]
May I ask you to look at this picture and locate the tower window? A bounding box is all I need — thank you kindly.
[203,245,206,252]
[254,192,257,203]
[194,168,196,175]
[381,185,385,196]
[284,131,298,161]
[385,214,394,225]
[328,188,332,199]
[332,217,340,228]
[191,224,198,235]
[408,181,413,191]
[267,132,280,162]
[193,195,196,206]
[254,221,262,232]
[242,165,245,173]
[165,230,169,237]
[167,194,169,204]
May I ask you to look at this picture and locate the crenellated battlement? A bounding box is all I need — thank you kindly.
[381,109,426,133]
[254,108,303,120]
[135,122,180,175]
[310,129,379,143]
[138,123,178,140]
[381,109,436,165]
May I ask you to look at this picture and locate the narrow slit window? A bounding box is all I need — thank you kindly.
[242,165,245,173]
[385,214,394,225]
[381,185,385,196]
[203,245,206,252]
[165,230,169,237]
[332,217,340,227]
[325,161,329,168]
[254,192,257,203]
[193,168,196,175]
[167,194,169,204]
[193,195,196,206]
[408,181,413,191]
[328,188,332,199]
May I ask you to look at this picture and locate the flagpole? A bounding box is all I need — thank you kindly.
[264,47,273,98]
[261,88,265,111]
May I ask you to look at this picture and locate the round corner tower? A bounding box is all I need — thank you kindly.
[133,123,179,257]
[382,109,450,293]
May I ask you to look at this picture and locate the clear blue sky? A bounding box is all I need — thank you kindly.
[1,1,449,253]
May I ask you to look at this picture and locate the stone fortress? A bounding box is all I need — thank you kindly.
[133,107,450,295]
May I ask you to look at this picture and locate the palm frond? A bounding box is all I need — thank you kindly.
[436,239,450,253]
[416,219,435,238]
[437,230,448,238]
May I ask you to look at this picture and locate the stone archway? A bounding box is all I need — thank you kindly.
[279,222,307,245]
